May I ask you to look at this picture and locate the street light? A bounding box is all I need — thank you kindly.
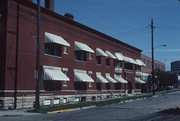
[152,43,167,95]
[151,18,167,95]
[154,45,167,49]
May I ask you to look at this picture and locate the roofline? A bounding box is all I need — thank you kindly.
[17,0,142,52]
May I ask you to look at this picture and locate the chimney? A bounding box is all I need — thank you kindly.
[45,0,54,11]
[64,13,74,20]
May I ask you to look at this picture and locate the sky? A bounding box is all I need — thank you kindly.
[34,0,180,71]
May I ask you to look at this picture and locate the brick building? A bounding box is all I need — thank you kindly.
[141,54,165,81]
[0,0,146,109]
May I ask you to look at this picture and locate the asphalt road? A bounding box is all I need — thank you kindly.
[1,91,180,121]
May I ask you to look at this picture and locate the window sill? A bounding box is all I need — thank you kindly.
[63,52,68,55]
[63,85,68,87]
[44,54,62,58]
[74,59,87,63]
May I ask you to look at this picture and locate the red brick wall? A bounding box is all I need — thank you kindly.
[141,54,165,74]
[4,0,141,95]
[0,0,8,91]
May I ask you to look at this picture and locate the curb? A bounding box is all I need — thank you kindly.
[47,105,97,114]
[47,109,75,114]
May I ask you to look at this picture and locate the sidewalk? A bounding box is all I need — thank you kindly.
[0,109,40,117]
[0,89,179,117]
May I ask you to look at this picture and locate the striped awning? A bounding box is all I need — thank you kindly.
[43,66,70,81]
[105,51,117,59]
[74,70,94,82]
[115,52,124,61]
[106,73,117,83]
[136,59,146,67]
[96,72,109,83]
[44,32,70,46]
[96,48,108,57]
[123,56,138,65]
[74,41,94,53]
[114,75,128,83]
[135,77,146,84]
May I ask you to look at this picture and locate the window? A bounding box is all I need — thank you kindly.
[45,43,62,57]
[63,46,68,54]
[124,63,133,70]
[75,51,87,61]
[114,60,121,68]
[44,80,61,91]
[96,56,101,64]
[106,58,110,66]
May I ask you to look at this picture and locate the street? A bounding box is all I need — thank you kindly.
[1,91,180,121]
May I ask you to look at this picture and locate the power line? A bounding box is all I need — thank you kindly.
[71,0,130,29]
[60,0,120,31]
[111,26,148,37]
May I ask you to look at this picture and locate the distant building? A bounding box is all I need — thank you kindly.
[140,54,165,81]
[171,61,180,74]
[171,61,180,88]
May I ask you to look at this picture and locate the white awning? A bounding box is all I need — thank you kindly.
[74,70,94,82]
[115,52,124,61]
[106,73,117,83]
[123,56,138,65]
[105,51,117,59]
[136,59,146,66]
[96,72,108,83]
[135,77,146,84]
[74,41,94,53]
[43,66,70,81]
[44,32,70,46]
[114,75,128,83]
[96,48,108,57]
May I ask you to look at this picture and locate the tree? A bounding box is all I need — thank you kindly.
[155,69,178,91]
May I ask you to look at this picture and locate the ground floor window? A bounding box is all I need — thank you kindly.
[136,83,141,89]
[106,83,110,90]
[74,82,87,90]
[44,80,61,91]
[96,83,101,90]
[115,83,121,89]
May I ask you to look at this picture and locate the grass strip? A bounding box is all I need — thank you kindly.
[30,94,154,114]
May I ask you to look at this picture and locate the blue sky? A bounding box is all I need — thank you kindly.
[35,0,180,71]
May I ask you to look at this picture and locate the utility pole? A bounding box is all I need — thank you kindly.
[14,0,20,109]
[151,19,155,95]
[35,0,41,110]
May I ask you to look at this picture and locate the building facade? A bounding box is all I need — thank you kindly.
[171,61,180,74]
[0,0,146,109]
[141,54,165,81]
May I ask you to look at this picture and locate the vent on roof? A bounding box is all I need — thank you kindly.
[64,13,74,20]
